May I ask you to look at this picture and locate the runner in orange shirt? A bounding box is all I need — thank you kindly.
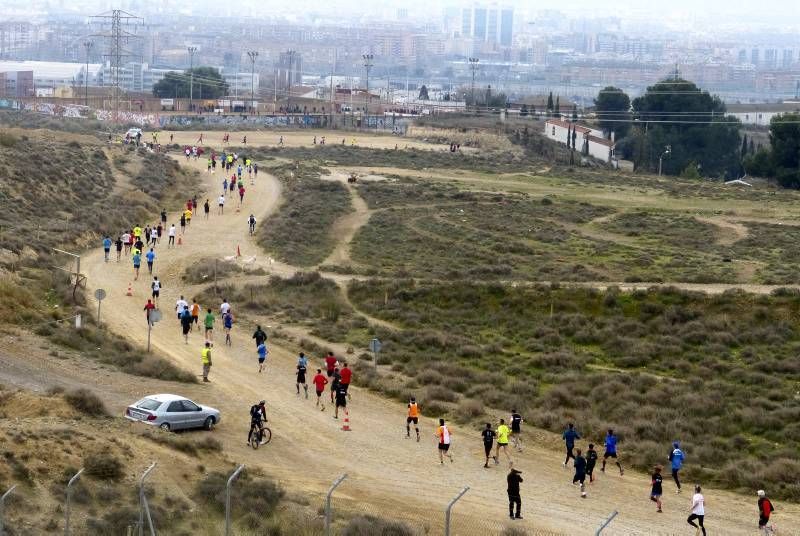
[406,397,420,442]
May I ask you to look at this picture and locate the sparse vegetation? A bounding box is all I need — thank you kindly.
[84,451,125,481]
[64,388,109,417]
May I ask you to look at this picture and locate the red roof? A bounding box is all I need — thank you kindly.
[588,134,614,147]
[546,118,592,134]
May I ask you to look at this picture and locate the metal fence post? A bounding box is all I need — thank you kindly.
[138,462,157,536]
[324,474,348,536]
[0,485,17,536]
[444,486,469,536]
[65,467,84,536]
[595,510,619,535]
[225,464,245,536]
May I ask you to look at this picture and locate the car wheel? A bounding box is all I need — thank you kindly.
[159,422,171,431]
[203,416,215,431]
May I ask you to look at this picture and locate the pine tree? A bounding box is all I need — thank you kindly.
[572,104,578,121]
[555,96,560,117]
[547,92,554,113]
[741,134,748,156]
[749,139,755,154]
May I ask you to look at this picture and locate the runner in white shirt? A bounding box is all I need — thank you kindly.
[218,194,225,215]
[121,232,131,254]
[220,299,231,316]
[150,228,158,245]
[168,224,176,247]
[175,295,189,319]
[687,485,706,536]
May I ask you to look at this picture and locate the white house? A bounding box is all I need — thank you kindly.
[544,118,616,164]
[727,102,800,126]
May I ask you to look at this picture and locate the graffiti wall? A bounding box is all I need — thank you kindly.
[157,113,408,132]
[94,109,158,126]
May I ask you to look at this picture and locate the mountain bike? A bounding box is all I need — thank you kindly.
[249,424,272,449]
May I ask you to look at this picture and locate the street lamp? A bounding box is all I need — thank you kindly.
[187,46,197,112]
[362,53,374,116]
[247,50,258,114]
[658,145,672,176]
[468,57,479,112]
[83,41,93,107]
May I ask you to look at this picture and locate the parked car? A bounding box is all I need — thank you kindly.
[124,394,220,431]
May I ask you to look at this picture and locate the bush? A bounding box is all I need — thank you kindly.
[341,515,414,536]
[195,471,283,517]
[84,451,124,481]
[455,399,485,422]
[64,388,109,417]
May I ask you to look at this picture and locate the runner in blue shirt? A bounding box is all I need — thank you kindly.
[145,248,156,274]
[132,251,141,280]
[102,236,112,262]
[601,429,624,476]
[256,341,267,373]
[669,441,685,493]
[223,311,234,346]
[562,423,580,466]
[296,352,308,398]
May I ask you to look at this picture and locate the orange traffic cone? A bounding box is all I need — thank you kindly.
[177,236,182,246]
[341,409,352,431]
[126,282,133,296]
[236,245,241,257]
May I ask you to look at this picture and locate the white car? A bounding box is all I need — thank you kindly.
[124,394,220,432]
[125,127,143,139]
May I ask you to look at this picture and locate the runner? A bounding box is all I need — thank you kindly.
[436,418,454,464]
[562,423,580,467]
[180,306,192,343]
[150,227,158,245]
[650,465,664,513]
[573,449,588,498]
[330,367,341,404]
[160,209,167,225]
[252,324,267,348]
[223,177,228,193]
[144,225,151,246]
[670,441,685,493]
[586,443,598,483]
[340,362,352,398]
[220,298,231,317]
[507,465,523,520]
[248,214,257,235]
[145,247,155,274]
[132,249,141,280]
[191,299,200,331]
[238,184,245,206]
[156,223,162,243]
[758,490,776,535]
[115,235,123,261]
[184,207,192,227]
[312,369,328,410]
[296,352,308,398]
[121,230,131,255]
[510,409,523,452]
[143,299,156,323]
[175,295,188,319]
[324,351,337,377]
[168,224,176,247]
[203,199,210,219]
[201,341,212,382]
[687,485,707,536]
[334,382,347,419]
[253,162,258,179]
[601,429,624,476]
[257,340,268,373]
[481,422,495,468]
[222,310,233,346]
[495,419,512,465]
[132,224,142,243]
[218,194,225,215]
[204,308,215,341]
[406,397,421,442]
[179,213,186,234]
[102,235,112,262]
[151,276,161,306]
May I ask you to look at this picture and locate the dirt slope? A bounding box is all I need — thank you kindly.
[79,153,800,535]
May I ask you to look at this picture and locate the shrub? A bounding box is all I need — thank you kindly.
[455,399,485,422]
[64,388,109,417]
[195,471,283,516]
[84,451,124,481]
[341,515,414,536]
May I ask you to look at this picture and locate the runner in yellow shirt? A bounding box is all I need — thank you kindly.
[132,225,142,240]
[184,208,193,226]
[495,418,512,465]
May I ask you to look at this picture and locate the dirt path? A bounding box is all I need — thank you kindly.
[77,157,800,535]
[319,171,373,268]
[695,216,749,245]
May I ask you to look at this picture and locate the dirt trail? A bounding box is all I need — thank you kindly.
[319,171,373,268]
[78,155,800,535]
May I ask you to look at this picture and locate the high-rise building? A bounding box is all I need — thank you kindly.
[460,4,513,47]
[277,50,302,90]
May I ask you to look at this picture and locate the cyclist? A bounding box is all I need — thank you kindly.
[247,400,268,446]
[248,214,257,235]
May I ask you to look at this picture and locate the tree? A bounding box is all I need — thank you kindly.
[594,86,631,139]
[571,104,578,121]
[748,112,800,187]
[741,133,748,157]
[152,67,229,99]
[547,92,554,115]
[631,78,741,178]
[418,85,429,100]
[555,96,560,117]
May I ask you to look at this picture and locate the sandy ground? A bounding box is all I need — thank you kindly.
[58,153,800,535]
[149,129,449,152]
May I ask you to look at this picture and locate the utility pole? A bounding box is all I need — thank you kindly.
[284,49,298,114]
[83,41,93,107]
[90,9,142,121]
[247,50,258,114]
[469,57,479,113]
[362,53,374,116]
[187,46,197,112]
[329,48,336,126]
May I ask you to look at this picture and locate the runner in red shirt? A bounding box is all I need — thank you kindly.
[312,369,328,411]
[143,299,156,323]
[324,351,338,377]
[340,362,352,399]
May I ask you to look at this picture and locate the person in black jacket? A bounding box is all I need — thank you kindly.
[507,465,523,520]
[586,443,598,483]
[252,325,267,348]
[573,449,588,497]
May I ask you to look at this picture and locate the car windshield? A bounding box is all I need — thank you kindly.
[136,398,163,411]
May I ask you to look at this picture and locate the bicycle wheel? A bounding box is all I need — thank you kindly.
[261,427,272,445]
[249,432,260,450]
